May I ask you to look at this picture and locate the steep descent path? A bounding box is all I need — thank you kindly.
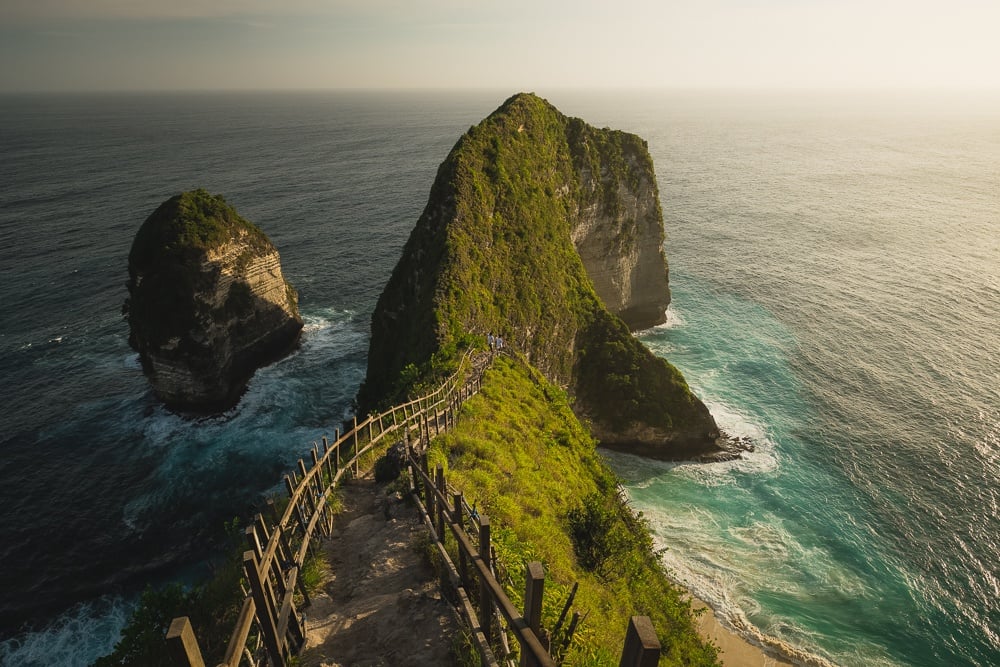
[298,477,459,667]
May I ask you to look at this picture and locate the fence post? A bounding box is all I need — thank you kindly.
[244,550,285,667]
[285,475,308,538]
[353,414,359,458]
[166,617,205,667]
[454,492,468,586]
[421,452,434,518]
[322,436,333,482]
[310,448,329,536]
[297,459,319,525]
[479,515,494,643]
[618,616,660,667]
[522,562,546,667]
[335,428,341,477]
[435,465,447,538]
[245,525,281,630]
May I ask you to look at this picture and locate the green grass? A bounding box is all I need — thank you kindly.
[428,357,719,666]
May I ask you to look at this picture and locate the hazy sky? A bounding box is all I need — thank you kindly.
[2,0,998,92]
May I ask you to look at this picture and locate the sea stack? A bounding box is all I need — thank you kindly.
[124,189,303,412]
[359,93,721,459]
[567,117,671,330]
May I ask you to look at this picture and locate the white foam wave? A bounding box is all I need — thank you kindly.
[655,528,870,667]
[0,595,135,667]
[669,399,781,485]
[645,304,685,331]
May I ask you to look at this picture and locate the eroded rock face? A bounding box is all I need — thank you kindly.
[124,190,303,412]
[568,124,671,331]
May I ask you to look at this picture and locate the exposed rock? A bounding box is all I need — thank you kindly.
[124,189,302,412]
[359,93,720,459]
[567,118,671,330]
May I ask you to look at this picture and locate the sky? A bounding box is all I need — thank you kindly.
[1,0,998,92]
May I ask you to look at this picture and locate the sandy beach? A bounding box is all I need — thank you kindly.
[690,596,795,667]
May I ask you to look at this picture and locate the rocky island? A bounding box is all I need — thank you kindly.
[124,189,302,412]
[359,92,722,460]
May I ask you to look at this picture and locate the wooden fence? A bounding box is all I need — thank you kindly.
[166,349,661,667]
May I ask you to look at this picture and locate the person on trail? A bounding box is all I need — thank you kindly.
[488,332,495,352]
[497,335,504,352]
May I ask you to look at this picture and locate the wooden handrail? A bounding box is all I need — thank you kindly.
[169,348,661,667]
[406,449,556,667]
[170,348,483,667]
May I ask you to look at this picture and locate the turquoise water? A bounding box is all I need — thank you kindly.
[0,91,996,666]
[597,93,1000,667]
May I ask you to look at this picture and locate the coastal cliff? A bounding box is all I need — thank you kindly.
[124,189,303,411]
[359,93,720,459]
[567,118,671,331]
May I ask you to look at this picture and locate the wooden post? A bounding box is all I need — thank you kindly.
[421,453,434,518]
[435,465,446,539]
[244,550,285,667]
[166,617,205,667]
[618,616,660,667]
[322,436,332,483]
[352,414,359,461]
[253,516,305,647]
[335,428,341,477]
[310,449,328,536]
[245,525,280,631]
[454,492,468,585]
[311,445,323,490]
[298,459,319,525]
[564,611,582,652]
[553,582,578,638]
[277,525,310,606]
[285,475,307,537]
[479,516,494,643]
[523,561,545,645]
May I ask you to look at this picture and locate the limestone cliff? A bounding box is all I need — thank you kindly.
[359,93,720,459]
[124,190,303,411]
[567,118,671,330]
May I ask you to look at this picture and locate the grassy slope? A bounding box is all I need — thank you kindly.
[429,356,719,666]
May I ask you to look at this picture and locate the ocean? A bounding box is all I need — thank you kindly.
[0,90,996,666]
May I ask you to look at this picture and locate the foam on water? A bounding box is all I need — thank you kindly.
[0,596,135,667]
[3,90,999,666]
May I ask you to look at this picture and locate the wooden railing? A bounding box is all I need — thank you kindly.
[166,349,661,667]
[405,434,659,667]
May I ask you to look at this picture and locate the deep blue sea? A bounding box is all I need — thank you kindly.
[0,90,997,667]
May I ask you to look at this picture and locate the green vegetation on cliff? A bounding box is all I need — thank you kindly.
[128,189,270,270]
[360,92,717,455]
[429,356,719,665]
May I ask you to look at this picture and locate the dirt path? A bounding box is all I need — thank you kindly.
[298,476,458,667]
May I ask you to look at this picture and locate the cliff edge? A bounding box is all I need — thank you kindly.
[359,93,720,459]
[124,189,303,412]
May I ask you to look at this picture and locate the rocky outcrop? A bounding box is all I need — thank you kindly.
[359,93,721,459]
[567,119,671,331]
[124,190,302,412]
